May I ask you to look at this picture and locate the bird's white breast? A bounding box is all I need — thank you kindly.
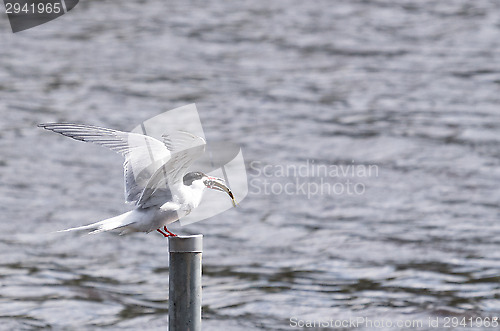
[180,179,205,211]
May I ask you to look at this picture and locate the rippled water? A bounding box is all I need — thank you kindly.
[1,0,500,330]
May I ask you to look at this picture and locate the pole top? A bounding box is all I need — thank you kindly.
[169,235,203,253]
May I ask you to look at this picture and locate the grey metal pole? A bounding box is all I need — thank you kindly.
[168,235,203,331]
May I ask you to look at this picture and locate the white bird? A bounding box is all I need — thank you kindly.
[38,123,236,237]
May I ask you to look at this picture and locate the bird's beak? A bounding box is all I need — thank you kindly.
[204,176,237,207]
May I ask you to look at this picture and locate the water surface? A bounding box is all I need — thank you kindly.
[1,0,500,329]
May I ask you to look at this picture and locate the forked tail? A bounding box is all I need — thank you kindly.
[57,211,136,235]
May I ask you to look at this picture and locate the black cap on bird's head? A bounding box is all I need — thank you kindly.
[183,171,206,186]
[183,171,236,207]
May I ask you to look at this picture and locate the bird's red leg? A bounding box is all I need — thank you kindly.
[157,228,169,237]
[163,226,177,237]
[156,226,177,238]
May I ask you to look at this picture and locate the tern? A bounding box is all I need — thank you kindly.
[38,123,236,237]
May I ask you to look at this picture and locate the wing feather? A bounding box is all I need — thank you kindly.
[137,132,206,207]
[38,123,171,204]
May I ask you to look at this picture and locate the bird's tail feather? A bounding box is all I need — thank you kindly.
[57,211,136,234]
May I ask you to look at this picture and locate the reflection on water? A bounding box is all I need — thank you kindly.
[1,0,500,329]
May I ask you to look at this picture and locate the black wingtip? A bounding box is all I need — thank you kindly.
[38,123,56,129]
[38,123,74,130]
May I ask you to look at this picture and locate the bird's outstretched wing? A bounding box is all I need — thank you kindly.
[38,123,172,205]
[137,131,206,208]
